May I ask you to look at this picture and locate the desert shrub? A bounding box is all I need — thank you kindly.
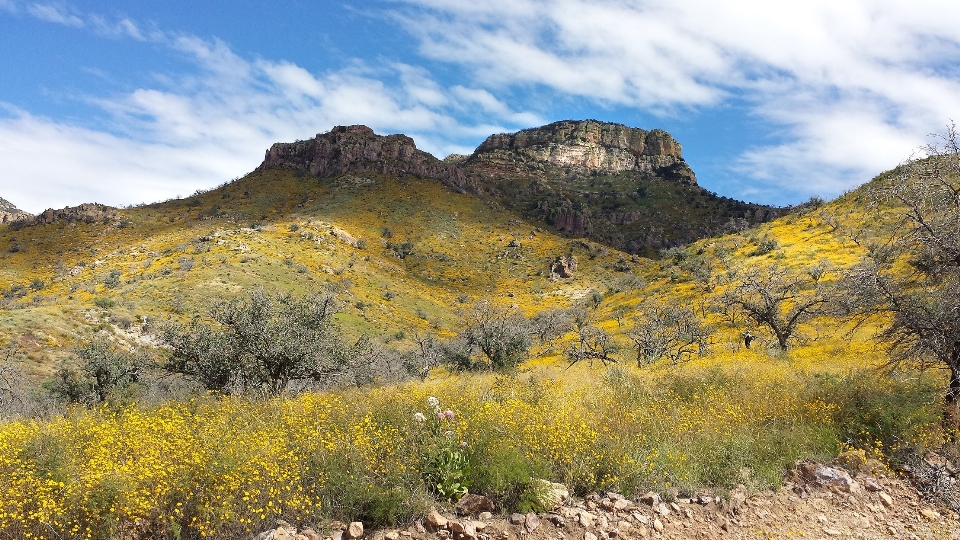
[44,334,144,406]
[93,297,115,309]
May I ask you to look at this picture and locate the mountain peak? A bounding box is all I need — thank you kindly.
[472,120,695,184]
[256,125,462,182]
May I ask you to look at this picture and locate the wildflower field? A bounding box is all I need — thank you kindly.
[0,344,944,539]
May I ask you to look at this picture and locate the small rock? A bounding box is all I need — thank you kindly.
[824,528,842,536]
[547,514,565,527]
[578,511,595,528]
[384,533,399,540]
[584,533,598,540]
[478,512,493,521]
[474,521,487,531]
[331,531,344,540]
[879,493,894,508]
[456,494,496,515]
[300,530,322,540]
[639,492,660,506]
[652,519,664,533]
[631,512,649,525]
[509,513,526,525]
[920,508,940,520]
[449,521,465,534]
[274,529,296,540]
[613,499,631,512]
[600,498,616,511]
[861,476,884,492]
[669,502,680,513]
[426,511,448,529]
[346,522,363,539]
[524,513,541,533]
[618,520,632,533]
[696,495,713,505]
[654,503,670,516]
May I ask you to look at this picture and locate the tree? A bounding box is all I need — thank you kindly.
[448,301,531,371]
[566,325,620,368]
[530,308,573,344]
[160,288,365,395]
[720,265,831,350]
[45,333,144,405]
[627,300,710,366]
[840,124,960,430]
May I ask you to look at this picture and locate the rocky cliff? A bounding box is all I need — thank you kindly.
[254,121,782,256]
[256,125,463,184]
[471,120,696,184]
[0,197,32,224]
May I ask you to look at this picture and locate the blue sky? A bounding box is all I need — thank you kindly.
[3,1,960,213]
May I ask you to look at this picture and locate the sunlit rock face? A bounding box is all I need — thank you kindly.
[472,120,695,184]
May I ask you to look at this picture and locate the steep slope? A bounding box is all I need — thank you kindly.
[257,121,785,258]
[0,150,632,377]
[455,120,784,256]
[0,197,31,224]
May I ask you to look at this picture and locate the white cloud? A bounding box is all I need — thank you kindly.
[396,0,960,201]
[27,3,82,27]
[0,35,538,213]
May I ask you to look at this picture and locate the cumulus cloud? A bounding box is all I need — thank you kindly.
[395,0,960,201]
[0,35,539,213]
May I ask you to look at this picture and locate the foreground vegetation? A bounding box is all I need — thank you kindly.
[0,348,944,539]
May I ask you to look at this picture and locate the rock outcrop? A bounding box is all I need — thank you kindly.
[256,125,463,184]
[471,120,696,184]
[27,203,118,227]
[0,197,32,224]
[253,121,783,257]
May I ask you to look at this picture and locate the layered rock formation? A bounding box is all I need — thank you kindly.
[254,121,783,256]
[472,120,696,184]
[0,197,32,224]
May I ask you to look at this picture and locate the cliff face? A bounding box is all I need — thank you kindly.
[472,120,695,183]
[253,121,781,256]
[257,125,463,184]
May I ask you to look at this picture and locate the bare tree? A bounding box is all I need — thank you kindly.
[566,325,620,368]
[530,307,573,344]
[449,300,531,371]
[720,266,831,350]
[840,124,960,430]
[627,300,710,366]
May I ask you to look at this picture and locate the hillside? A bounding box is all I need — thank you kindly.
[259,121,785,257]
[2,123,960,539]
[0,121,781,377]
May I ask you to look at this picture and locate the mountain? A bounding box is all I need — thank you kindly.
[0,120,793,375]
[0,197,31,224]
[257,121,785,257]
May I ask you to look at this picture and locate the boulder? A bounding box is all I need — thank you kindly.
[797,461,856,493]
[455,493,495,515]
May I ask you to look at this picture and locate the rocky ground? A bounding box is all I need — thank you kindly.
[258,460,960,540]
